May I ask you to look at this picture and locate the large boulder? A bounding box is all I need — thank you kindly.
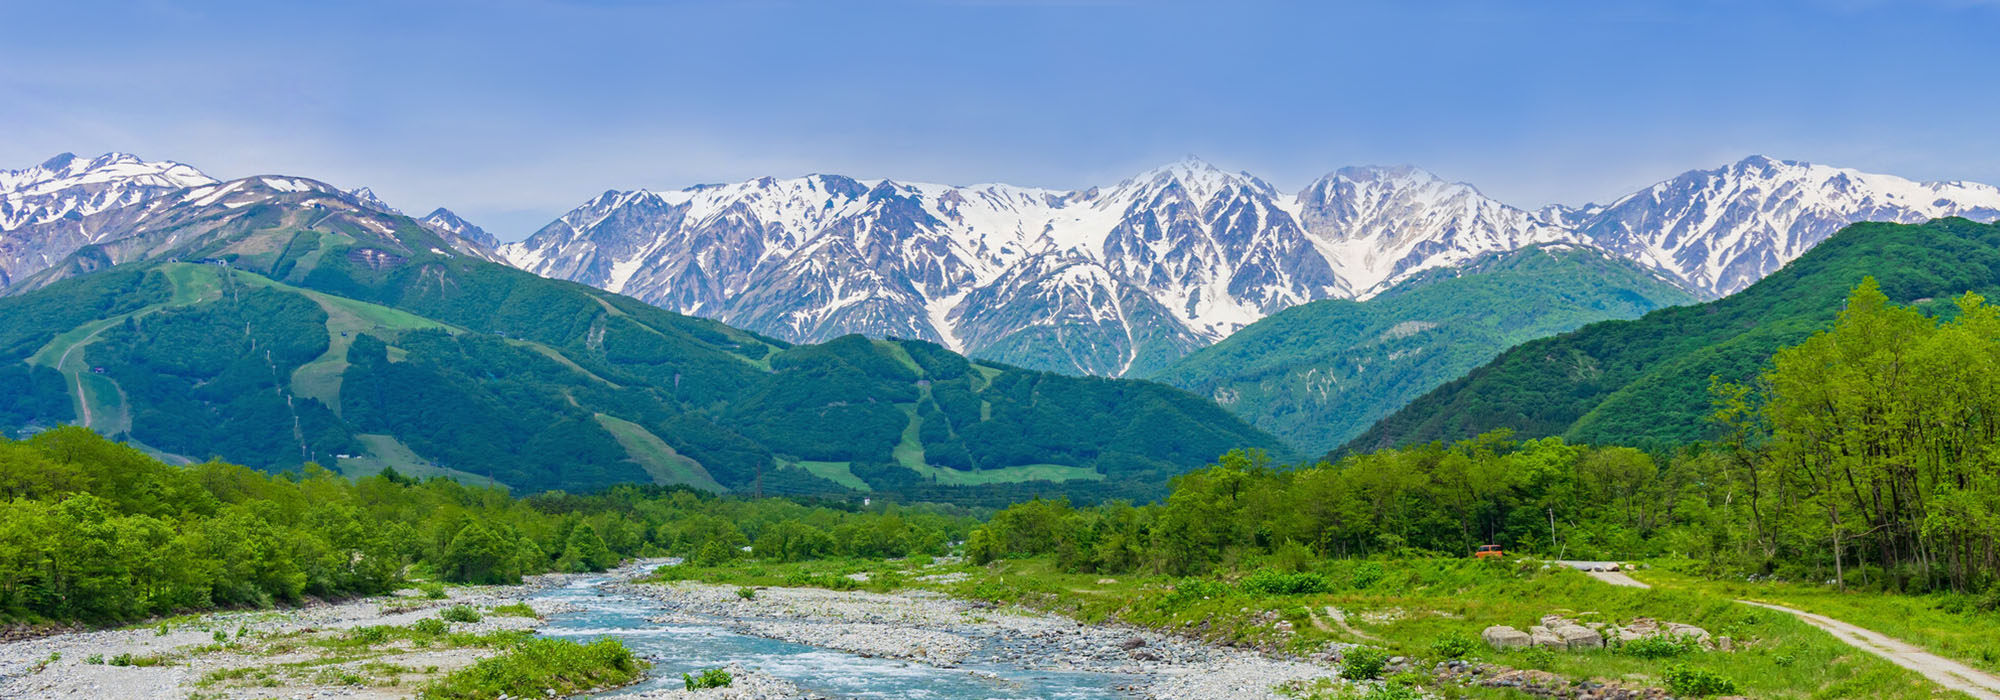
[1482,625,1532,649]
[1529,625,1565,648]
[1553,624,1603,649]
[1665,623,1711,642]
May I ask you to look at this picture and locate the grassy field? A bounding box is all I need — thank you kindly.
[654,556,1966,699]
[889,403,1104,485]
[784,459,871,491]
[593,414,727,492]
[336,434,507,489]
[1637,567,2000,674]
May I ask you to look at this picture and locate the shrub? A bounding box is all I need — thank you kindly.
[736,587,757,601]
[1364,684,1425,700]
[109,653,164,667]
[1241,569,1334,596]
[1162,577,1234,604]
[684,667,733,690]
[489,603,539,618]
[1663,665,1737,697]
[418,638,645,699]
[1349,562,1385,590]
[411,618,450,636]
[1340,646,1390,680]
[1618,634,1696,659]
[419,582,448,600]
[346,626,393,645]
[439,605,483,623]
[1429,631,1479,660]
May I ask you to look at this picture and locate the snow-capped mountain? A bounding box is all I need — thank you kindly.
[1574,155,2000,296]
[502,158,1571,375]
[4,174,503,294]
[1,153,219,287]
[507,155,2000,376]
[1296,165,1574,295]
[343,186,400,215]
[0,153,503,287]
[419,207,500,249]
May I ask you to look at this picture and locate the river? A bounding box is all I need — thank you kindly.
[532,568,1141,699]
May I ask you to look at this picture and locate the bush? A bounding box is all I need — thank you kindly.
[1340,646,1390,680]
[419,582,448,600]
[1618,634,1696,659]
[419,638,645,699]
[1429,631,1479,660]
[489,603,539,618]
[684,667,733,690]
[736,587,757,601]
[1163,577,1234,603]
[439,605,483,623]
[1241,569,1334,596]
[1663,665,1737,697]
[1349,562,1385,590]
[411,618,450,636]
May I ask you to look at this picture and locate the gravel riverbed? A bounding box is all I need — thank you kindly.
[0,566,1347,700]
[0,577,565,700]
[616,580,1341,699]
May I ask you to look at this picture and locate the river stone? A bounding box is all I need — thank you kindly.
[1529,625,1565,648]
[1554,624,1602,649]
[1666,623,1710,641]
[1483,625,1532,649]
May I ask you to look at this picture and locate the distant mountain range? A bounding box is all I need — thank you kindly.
[8,151,2000,466]
[1,153,492,289]
[500,155,2000,376]
[0,169,1279,500]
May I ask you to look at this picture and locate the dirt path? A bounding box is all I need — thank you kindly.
[1736,600,2000,700]
[1553,561,1651,588]
[1565,561,2000,699]
[55,323,115,428]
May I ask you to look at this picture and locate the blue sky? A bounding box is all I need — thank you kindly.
[4,0,1998,239]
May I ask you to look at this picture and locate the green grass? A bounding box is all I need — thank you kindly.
[904,460,1104,486]
[336,434,505,488]
[637,554,1976,697]
[1637,567,2000,674]
[786,459,870,491]
[594,414,727,491]
[941,557,1956,700]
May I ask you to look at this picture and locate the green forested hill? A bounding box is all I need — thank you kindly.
[1346,217,2000,452]
[0,178,1280,500]
[1149,246,1695,453]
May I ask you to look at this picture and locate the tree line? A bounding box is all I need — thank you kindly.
[0,427,972,623]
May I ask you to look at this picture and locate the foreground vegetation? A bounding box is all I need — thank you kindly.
[648,555,1954,699]
[973,282,2000,597]
[0,427,973,623]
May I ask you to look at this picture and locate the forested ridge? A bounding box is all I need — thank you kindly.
[0,185,1281,502]
[1152,245,1694,453]
[1350,217,2000,453]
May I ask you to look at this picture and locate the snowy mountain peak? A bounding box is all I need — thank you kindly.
[38,152,79,170]
[419,207,500,249]
[1582,156,2000,296]
[343,186,400,214]
[2,152,218,232]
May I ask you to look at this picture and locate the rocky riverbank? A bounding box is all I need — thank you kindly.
[0,576,570,700]
[615,579,1342,699]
